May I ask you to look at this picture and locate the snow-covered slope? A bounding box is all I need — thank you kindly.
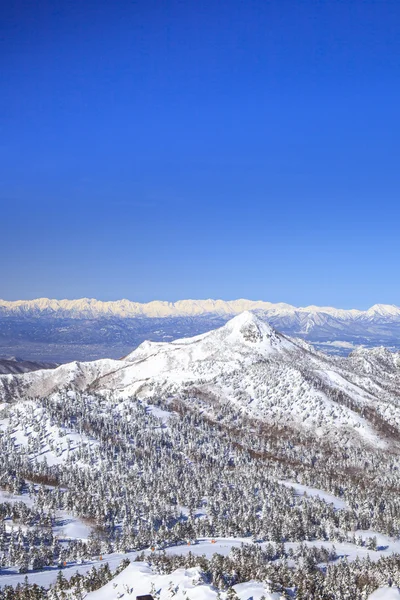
[0,357,123,401]
[349,346,400,375]
[2,312,400,449]
[86,562,400,600]
[86,562,280,600]
[368,589,400,600]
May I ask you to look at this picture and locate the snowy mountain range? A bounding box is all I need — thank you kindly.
[1,297,400,363]
[2,311,400,448]
[2,296,400,321]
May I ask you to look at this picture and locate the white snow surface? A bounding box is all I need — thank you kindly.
[0,489,35,507]
[53,511,92,541]
[0,487,92,542]
[3,532,400,591]
[368,589,400,599]
[86,561,279,600]
[278,480,348,510]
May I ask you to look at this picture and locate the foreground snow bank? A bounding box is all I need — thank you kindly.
[368,588,400,599]
[87,562,280,600]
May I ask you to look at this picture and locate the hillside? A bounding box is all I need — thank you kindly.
[1,313,400,598]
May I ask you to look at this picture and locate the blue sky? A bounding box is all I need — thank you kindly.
[1,0,400,308]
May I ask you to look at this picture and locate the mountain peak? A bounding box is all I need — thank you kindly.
[123,311,290,369]
[224,310,276,341]
[367,304,400,317]
[215,311,295,356]
[226,310,262,327]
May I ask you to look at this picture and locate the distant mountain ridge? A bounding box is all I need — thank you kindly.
[0,356,57,374]
[1,296,400,320]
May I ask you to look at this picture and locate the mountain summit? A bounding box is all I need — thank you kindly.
[125,311,297,365]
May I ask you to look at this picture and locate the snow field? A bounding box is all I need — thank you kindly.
[86,562,281,600]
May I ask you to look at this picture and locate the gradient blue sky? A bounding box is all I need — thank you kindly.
[1,0,400,308]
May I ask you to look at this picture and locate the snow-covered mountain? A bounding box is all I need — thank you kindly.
[2,297,400,363]
[0,297,291,318]
[1,296,400,322]
[2,311,400,448]
[3,312,400,598]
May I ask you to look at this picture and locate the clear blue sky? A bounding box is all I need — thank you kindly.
[1,0,400,308]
